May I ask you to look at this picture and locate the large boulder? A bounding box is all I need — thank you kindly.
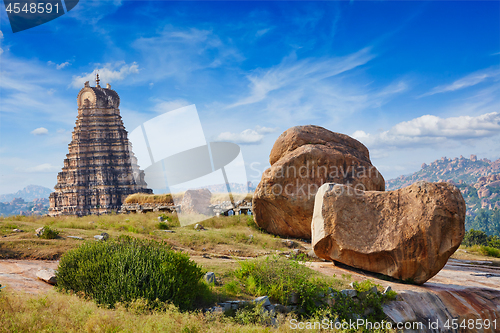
[253,125,385,239]
[312,181,466,284]
[181,189,212,215]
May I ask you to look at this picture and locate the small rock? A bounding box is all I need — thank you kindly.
[288,292,299,304]
[67,236,84,240]
[36,268,57,285]
[204,272,216,284]
[340,289,357,298]
[160,230,175,233]
[101,232,109,240]
[281,239,295,248]
[383,286,392,294]
[202,254,211,259]
[13,229,23,232]
[254,296,271,307]
[307,250,319,259]
[194,224,205,231]
[158,216,164,222]
[35,227,45,237]
[94,235,104,241]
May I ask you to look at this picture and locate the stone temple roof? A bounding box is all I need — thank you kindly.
[77,81,120,109]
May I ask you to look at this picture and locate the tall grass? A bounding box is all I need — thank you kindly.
[0,291,300,333]
[125,193,174,204]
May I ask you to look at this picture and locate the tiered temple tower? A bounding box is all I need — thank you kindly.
[49,75,152,216]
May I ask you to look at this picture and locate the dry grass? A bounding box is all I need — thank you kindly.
[0,290,301,333]
[124,192,253,205]
[124,193,174,204]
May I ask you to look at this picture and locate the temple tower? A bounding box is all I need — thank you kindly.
[49,75,152,216]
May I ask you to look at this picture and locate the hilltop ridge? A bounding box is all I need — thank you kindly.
[386,155,500,217]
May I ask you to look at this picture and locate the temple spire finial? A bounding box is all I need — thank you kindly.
[95,72,100,87]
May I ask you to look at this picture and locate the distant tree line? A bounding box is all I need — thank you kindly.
[462,229,500,249]
[465,209,500,237]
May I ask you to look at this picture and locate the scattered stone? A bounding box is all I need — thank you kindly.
[35,227,45,237]
[204,272,217,284]
[281,239,295,248]
[36,268,57,285]
[253,125,385,239]
[67,236,84,240]
[159,230,175,233]
[341,289,357,298]
[307,250,319,259]
[288,292,299,304]
[94,232,110,241]
[194,224,205,231]
[312,181,466,284]
[254,296,271,307]
[13,229,23,232]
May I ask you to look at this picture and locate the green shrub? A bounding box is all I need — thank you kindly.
[478,246,500,258]
[234,255,329,317]
[38,226,60,239]
[56,237,209,310]
[158,221,169,230]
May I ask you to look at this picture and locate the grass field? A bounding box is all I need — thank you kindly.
[0,213,397,332]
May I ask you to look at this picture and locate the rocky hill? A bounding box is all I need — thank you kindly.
[0,185,52,216]
[386,155,500,217]
[0,185,52,202]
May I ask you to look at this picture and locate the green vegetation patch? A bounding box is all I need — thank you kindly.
[56,237,209,310]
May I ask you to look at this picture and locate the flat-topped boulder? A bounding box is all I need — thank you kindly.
[253,125,385,239]
[312,181,466,284]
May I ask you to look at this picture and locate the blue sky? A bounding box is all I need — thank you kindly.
[0,0,499,194]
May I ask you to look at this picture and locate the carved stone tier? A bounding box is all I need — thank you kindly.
[49,79,152,216]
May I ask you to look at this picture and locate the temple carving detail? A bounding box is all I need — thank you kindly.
[49,75,152,216]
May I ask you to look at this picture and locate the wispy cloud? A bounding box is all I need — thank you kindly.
[353,112,500,148]
[152,99,191,113]
[421,66,500,97]
[227,47,376,108]
[131,27,243,83]
[31,127,48,135]
[215,125,279,145]
[71,62,140,88]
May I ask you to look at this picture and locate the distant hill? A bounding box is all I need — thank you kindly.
[0,185,52,216]
[0,185,52,202]
[386,155,500,217]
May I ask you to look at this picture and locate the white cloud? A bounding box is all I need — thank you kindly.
[131,28,243,83]
[0,30,4,55]
[256,28,272,37]
[152,99,190,113]
[227,47,375,108]
[255,125,278,134]
[214,125,278,145]
[31,127,48,135]
[71,62,140,88]
[56,62,70,70]
[24,163,61,172]
[352,112,500,148]
[216,129,264,145]
[422,66,500,97]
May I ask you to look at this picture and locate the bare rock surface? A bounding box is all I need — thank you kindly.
[312,181,466,284]
[253,125,385,239]
[0,260,59,294]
